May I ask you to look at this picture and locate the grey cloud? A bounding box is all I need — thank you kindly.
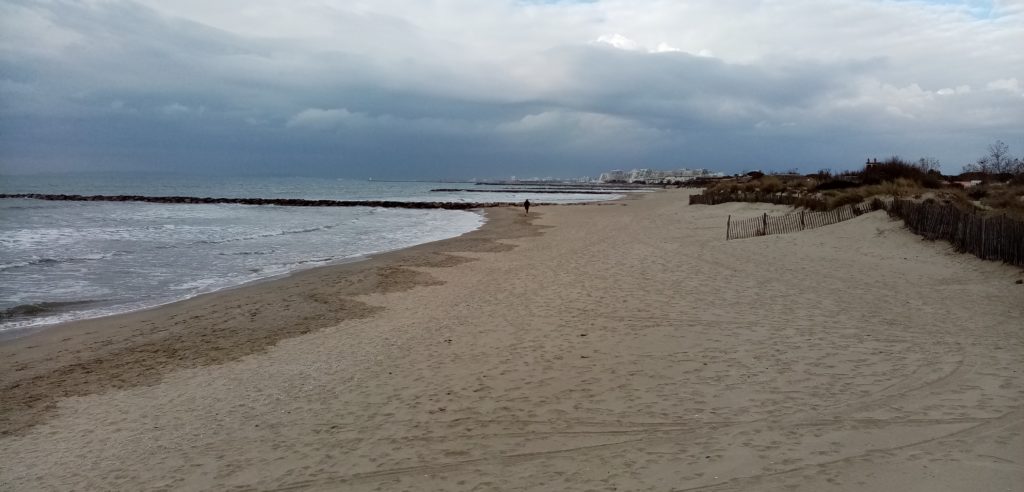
[1,0,1022,178]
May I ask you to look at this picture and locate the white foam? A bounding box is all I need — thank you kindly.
[0,202,486,334]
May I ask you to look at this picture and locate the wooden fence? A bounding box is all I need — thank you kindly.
[725,202,877,240]
[886,199,1024,266]
[709,194,1024,267]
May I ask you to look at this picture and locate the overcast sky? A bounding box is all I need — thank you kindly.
[1,0,1022,179]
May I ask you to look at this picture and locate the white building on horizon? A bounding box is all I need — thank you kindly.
[598,167,723,183]
[598,169,629,182]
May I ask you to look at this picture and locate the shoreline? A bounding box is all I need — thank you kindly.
[3,190,1021,490]
[0,191,624,338]
[0,205,545,437]
[0,199,625,339]
[0,210,489,342]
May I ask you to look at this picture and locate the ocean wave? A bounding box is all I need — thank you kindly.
[1,204,62,211]
[193,223,341,245]
[170,277,230,291]
[0,300,103,321]
[293,257,335,265]
[0,260,39,271]
[0,253,113,272]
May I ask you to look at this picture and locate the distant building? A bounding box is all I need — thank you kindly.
[628,169,655,183]
[597,167,722,184]
[599,170,629,183]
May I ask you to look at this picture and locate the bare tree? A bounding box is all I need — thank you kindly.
[963,140,1020,175]
[968,157,991,174]
[988,140,1012,173]
[916,157,940,172]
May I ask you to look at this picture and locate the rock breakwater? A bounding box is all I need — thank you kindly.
[0,194,513,210]
[430,188,615,194]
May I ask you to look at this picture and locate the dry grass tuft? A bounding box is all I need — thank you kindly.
[980,185,1024,218]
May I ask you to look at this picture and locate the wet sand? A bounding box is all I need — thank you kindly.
[2,190,1022,491]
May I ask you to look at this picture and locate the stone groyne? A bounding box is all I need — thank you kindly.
[0,194,513,210]
[430,188,616,194]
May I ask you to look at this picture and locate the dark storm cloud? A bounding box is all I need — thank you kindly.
[1,0,1022,178]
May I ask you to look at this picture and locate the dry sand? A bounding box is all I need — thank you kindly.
[1,190,1022,491]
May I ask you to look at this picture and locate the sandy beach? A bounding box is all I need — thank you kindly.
[2,190,1022,491]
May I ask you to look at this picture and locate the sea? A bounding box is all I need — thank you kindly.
[0,174,623,336]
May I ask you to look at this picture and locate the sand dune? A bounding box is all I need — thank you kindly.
[2,190,1022,491]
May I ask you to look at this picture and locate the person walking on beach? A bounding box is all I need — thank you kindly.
[523,199,531,215]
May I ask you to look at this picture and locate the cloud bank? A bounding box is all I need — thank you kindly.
[1,0,1022,178]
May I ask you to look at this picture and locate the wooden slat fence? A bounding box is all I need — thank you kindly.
[886,199,1024,266]
[716,195,1023,267]
[726,202,877,240]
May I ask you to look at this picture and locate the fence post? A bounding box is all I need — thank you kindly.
[800,210,805,230]
[981,215,986,259]
[726,215,731,241]
[1001,214,1007,261]
[762,213,767,236]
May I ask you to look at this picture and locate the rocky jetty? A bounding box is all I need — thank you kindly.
[0,194,514,210]
[430,188,616,194]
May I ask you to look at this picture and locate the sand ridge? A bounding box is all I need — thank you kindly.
[1,190,1022,491]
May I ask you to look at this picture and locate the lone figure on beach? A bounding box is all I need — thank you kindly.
[523,199,531,215]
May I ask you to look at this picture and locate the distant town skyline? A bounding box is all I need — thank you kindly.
[1,0,1022,179]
